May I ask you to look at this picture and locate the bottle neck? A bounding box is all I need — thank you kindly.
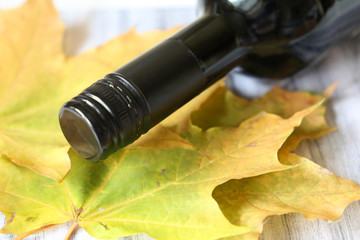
[114,13,250,125]
[170,13,251,84]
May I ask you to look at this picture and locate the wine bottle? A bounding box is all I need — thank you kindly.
[59,0,360,162]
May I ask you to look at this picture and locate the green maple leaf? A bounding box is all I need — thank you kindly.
[1,83,360,240]
[0,101,325,240]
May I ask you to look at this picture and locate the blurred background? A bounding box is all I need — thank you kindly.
[0,0,197,56]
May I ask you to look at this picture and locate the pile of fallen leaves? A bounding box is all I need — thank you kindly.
[0,0,359,240]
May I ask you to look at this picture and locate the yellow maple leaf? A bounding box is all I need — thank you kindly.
[0,0,179,181]
[213,153,360,238]
[0,104,321,240]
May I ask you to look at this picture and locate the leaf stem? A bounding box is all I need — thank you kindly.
[13,224,57,240]
[64,221,79,240]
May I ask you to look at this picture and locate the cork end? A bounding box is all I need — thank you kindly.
[59,107,102,162]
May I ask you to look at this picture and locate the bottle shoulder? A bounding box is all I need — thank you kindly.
[201,0,360,48]
[223,0,327,44]
[199,0,360,79]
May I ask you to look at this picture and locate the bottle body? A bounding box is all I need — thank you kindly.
[59,0,360,161]
[200,0,360,79]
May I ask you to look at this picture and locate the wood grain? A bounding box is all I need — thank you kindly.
[1,7,359,240]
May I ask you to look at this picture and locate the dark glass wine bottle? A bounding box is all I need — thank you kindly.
[59,0,360,162]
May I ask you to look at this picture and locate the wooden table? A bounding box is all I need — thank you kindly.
[1,6,360,240]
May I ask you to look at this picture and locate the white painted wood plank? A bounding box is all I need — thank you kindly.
[1,6,360,240]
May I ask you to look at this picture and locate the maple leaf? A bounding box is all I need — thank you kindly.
[0,100,324,240]
[194,84,360,238]
[213,153,360,237]
[189,83,338,158]
[1,81,359,240]
[0,0,179,182]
